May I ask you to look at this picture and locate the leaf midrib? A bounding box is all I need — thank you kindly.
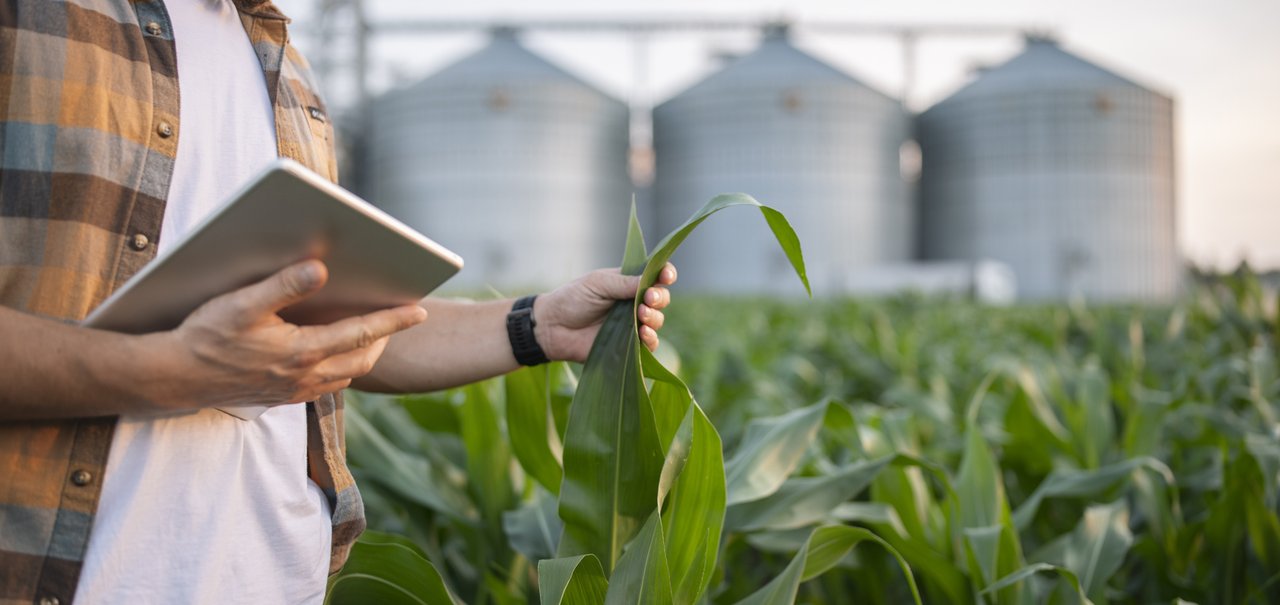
[609,331,639,571]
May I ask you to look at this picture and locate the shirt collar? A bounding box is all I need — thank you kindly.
[231,0,291,22]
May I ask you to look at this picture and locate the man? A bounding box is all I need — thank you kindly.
[0,1,674,603]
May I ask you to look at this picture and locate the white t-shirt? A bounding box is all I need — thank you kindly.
[76,1,333,603]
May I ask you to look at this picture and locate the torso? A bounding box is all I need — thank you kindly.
[74,1,331,602]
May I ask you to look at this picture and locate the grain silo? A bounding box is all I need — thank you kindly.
[367,29,631,291]
[653,26,912,295]
[918,36,1179,301]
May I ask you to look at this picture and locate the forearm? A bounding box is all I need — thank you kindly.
[3,261,433,419]
[356,265,676,395]
[0,306,173,420]
[354,297,521,394]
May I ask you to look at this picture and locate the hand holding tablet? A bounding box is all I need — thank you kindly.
[84,159,464,419]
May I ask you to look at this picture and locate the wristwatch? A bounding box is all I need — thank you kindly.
[507,295,550,366]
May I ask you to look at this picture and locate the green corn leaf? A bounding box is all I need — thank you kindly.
[344,405,477,521]
[538,555,610,605]
[960,520,1026,605]
[864,451,970,604]
[398,393,463,436]
[621,200,649,274]
[327,575,432,605]
[744,527,819,554]
[733,525,921,605]
[1006,363,1072,446]
[957,381,1027,604]
[959,378,1016,533]
[506,365,564,495]
[549,363,577,440]
[1029,501,1133,602]
[962,525,1026,605]
[399,393,465,437]
[326,533,462,605]
[605,510,674,605]
[980,563,1092,605]
[656,402,694,512]
[661,404,726,605]
[460,382,515,525]
[820,400,866,461]
[725,455,897,533]
[799,526,919,591]
[1206,448,1280,597]
[832,501,910,536]
[1012,457,1175,530]
[557,195,808,574]
[724,401,832,506]
[871,464,934,549]
[556,205,666,572]
[503,487,562,562]
[642,346,693,451]
[1071,502,1133,601]
[555,315,660,566]
[643,340,726,605]
[1075,362,1115,469]
[867,523,972,605]
[1246,433,1280,507]
[1242,571,1280,605]
[556,296,664,571]
[737,453,969,603]
[636,194,809,300]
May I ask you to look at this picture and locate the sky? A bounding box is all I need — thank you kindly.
[276,0,1280,271]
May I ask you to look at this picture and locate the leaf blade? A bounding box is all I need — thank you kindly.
[538,555,610,605]
[733,525,921,605]
[506,365,564,495]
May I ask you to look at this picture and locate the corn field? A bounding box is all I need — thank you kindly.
[325,199,1280,604]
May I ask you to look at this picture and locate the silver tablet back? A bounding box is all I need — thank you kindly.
[85,158,463,335]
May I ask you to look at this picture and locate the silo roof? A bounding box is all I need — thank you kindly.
[404,29,617,98]
[659,29,897,106]
[931,37,1167,106]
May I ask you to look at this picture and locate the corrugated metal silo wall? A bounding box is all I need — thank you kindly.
[919,64,1179,302]
[653,55,912,295]
[367,49,632,293]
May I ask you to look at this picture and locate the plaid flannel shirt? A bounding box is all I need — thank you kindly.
[0,1,364,603]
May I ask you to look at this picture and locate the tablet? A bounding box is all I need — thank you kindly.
[84,158,464,419]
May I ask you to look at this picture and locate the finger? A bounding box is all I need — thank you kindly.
[657,263,677,286]
[588,269,644,301]
[639,325,659,352]
[299,304,426,360]
[226,260,329,321]
[643,286,671,310]
[311,337,390,383]
[637,304,665,331]
[293,378,355,403]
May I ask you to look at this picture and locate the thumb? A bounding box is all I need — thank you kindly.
[589,269,643,302]
[232,260,328,319]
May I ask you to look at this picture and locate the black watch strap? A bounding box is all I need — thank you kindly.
[507,295,550,366]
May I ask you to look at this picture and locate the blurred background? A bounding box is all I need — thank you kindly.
[273,0,1279,302]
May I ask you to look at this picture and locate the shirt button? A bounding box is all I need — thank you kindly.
[131,233,150,251]
[145,21,162,36]
[157,121,174,138]
[70,470,93,487]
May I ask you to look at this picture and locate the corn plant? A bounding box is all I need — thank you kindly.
[327,195,926,604]
[326,214,1280,603]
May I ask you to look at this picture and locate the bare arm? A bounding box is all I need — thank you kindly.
[350,297,518,394]
[355,264,676,394]
[0,261,426,421]
[0,305,178,419]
